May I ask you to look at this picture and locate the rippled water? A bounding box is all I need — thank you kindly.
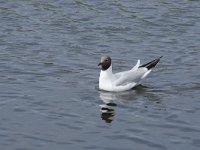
[0,0,200,150]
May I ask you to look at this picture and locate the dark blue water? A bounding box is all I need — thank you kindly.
[0,0,200,150]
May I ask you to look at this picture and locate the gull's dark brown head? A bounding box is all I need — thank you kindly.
[98,56,111,71]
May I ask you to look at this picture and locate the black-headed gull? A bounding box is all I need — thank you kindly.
[98,56,162,92]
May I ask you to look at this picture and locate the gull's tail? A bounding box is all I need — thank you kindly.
[139,56,163,70]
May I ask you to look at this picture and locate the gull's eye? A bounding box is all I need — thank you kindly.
[106,59,108,62]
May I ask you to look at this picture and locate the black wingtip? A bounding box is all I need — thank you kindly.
[139,56,163,70]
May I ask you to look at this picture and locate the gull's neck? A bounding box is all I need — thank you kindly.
[99,65,113,91]
[100,65,113,77]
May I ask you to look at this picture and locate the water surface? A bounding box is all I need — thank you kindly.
[0,0,200,150]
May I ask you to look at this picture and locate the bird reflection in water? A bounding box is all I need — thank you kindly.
[99,90,127,123]
[100,102,117,123]
[99,85,162,123]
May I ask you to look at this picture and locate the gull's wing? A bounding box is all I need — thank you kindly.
[111,57,161,91]
[113,60,146,86]
[113,67,148,86]
[109,57,162,92]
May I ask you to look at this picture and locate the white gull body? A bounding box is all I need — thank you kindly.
[99,60,151,92]
[98,56,162,92]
